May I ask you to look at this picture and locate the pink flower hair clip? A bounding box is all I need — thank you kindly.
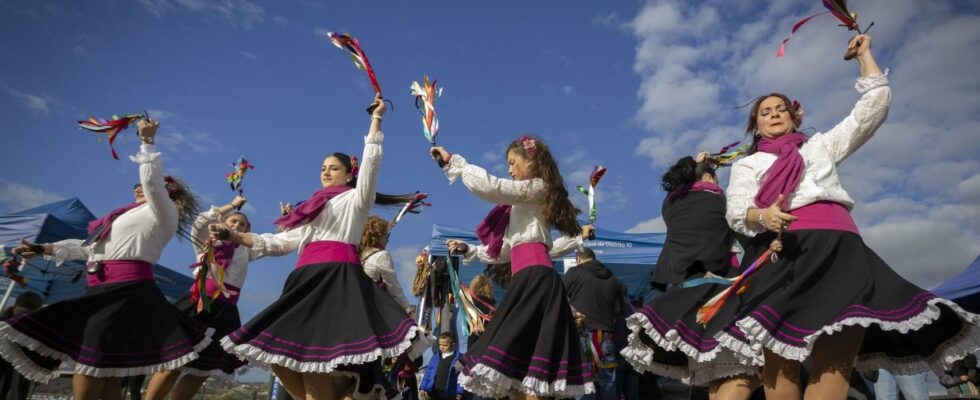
[520,135,537,158]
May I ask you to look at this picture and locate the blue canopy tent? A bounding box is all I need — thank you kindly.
[0,198,194,306]
[428,224,666,301]
[933,254,980,314]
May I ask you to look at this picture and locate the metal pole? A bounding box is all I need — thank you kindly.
[0,279,16,311]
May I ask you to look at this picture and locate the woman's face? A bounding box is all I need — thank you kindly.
[133,184,147,203]
[507,150,534,181]
[224,214,250,233]
[756,96,797,138]
[321,156,353,188]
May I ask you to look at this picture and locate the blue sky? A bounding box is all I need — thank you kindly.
[2,0,979,380]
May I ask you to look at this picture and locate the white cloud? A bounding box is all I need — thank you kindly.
[562,85,574,97]
[627,216,666,233]
[4,88,49,114]
[72,45,90,59]
[272,15,288,25]
[0,179,63,213]
[137,0,175,17]
[138,0,265,30]
[240,50,258,61]
[156,129,222,154]
[144,108,173,121]
[389,244,424,305]
[313,27,331,38]
[626,0,980,288]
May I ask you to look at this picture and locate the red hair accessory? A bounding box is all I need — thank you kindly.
[791,100,805,122]
[350,155,360,178]
[519,135,537,158]
[164,176,179,200]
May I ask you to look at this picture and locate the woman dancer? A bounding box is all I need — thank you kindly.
[621,153,759,399]
[217,96,426,400]
[0,119,211,400]
[431,134,595,399]
[725,35,979,398]
[145,195,264,400]
[360,215,411,311]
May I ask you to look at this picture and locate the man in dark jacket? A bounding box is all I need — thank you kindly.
[564,248,629,400]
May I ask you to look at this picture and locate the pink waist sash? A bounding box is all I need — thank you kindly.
[788,201,860,235]
[87,260,154,287]
[296,240,360,269]
[511,242,553,275]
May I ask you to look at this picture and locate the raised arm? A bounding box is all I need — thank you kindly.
[442,154,546,205]
[191,197,247,255]
[131,119,178,225]
[820,34,891,163]
[354,96,386,207]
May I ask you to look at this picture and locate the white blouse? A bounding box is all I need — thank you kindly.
[726,72,891,237]
[443,154,582,264]
[189,206,270,289]
[362,249,411,309]
[249,131,383,256]
[48,144,177,265]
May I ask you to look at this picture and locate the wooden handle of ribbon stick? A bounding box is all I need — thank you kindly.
[843,46,859,60]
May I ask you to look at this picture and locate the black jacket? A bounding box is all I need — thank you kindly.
[564,260,628,332]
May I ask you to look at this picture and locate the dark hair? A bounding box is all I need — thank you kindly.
[744,93,802,155]
[14,292,42,310]
[327,153,418,206]
[438,332,455,343]
[661,156,715,194]
[505,136,581,237]
[576,247,596,261]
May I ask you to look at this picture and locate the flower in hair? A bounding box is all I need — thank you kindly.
[164,176,179,199]
[350,155,360,178]
[520,135,537,158]
[792,100,805,121]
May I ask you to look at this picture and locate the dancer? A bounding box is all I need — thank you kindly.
[360,215,411,311]
[217,96,426,400]
[145,195,263,400]
[431,134,595,399]
[0,119,212,400]
[725,35,979,398]
[621,153,760,399]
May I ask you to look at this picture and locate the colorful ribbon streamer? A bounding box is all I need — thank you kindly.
[326,32,382,95]
[696,232,783,325]
[410,76,442,145]
[777,0,865,58]
[76,114,144,160]
[710,141,749,166]
[226,156,255,195]
[575,165,607,223]
[390,192,431,230]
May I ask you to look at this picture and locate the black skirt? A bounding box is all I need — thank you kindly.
[459,265,593,399]
[728,229,980,375]
[173,291,247,378]
[622,282,760,386]
[0,280,212,383]
[221,261,426,400]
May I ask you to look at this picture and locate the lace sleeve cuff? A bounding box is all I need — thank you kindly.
[445,154,468,184]
[129,144,161,164]
[855,69,889,94]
